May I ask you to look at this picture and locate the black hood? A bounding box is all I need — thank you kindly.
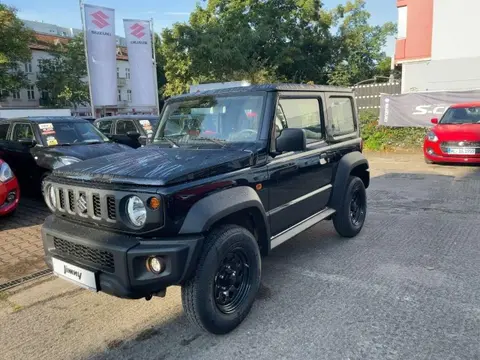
[33,142,132,170]
[52,146,256,186]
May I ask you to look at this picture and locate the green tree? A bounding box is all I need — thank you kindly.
[328,0,396,86]
[36,34,89,109]
[0,4,34,100]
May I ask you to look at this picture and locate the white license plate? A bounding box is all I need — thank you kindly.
[447,148,476,155]
[52,257,97,291]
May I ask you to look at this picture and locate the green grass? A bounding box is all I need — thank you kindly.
[359,110,427,151]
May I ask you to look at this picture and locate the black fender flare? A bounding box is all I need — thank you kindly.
[329,151,369,211]
[179,185,270,238]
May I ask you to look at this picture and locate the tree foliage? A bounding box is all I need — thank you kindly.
[0,3,34,100]
[36,34,89,109]
[160,0,396,96]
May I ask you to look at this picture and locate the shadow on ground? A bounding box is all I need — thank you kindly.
[80,169,480,360]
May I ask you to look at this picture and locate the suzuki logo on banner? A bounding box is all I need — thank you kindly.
[91,10,109,29]
[130,23,145,39]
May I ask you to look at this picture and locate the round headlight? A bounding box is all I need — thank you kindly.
[126,196,146,227]
[48,186,57,208]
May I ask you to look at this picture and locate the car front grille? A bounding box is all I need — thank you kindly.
[440,141,480,154]
[53,237,115,272]
[49,184,117,223]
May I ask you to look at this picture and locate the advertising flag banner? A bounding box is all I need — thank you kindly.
[123,19,156,106]
[379,89,480,127]
[83,3,117,106]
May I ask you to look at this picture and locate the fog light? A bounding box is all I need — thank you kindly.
[146,256,165,274]
[427,148,434,155]
[6,191,16,203]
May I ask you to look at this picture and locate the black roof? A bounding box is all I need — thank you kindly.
[95,115,159,122]
[0,116,89,123]
[169,83,353,101]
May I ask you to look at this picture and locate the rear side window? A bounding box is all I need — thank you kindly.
[116,120,137,134]
[11,123,34,141]
[96,120,113,135]
[277,98,324,143]
[0,123,10,140]
[326,96,356,136]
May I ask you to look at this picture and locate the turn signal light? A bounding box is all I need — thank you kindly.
[147,197,161,210]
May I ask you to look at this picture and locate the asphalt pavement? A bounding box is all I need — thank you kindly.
[1,152,479,360]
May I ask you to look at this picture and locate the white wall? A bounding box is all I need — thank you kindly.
[431,0,480,60]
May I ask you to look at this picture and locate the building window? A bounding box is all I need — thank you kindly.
[12,90,21,100]
[397,6,407,39]
[24,62,32,73]
[127,89,132,102]
[117,67,120,78]
[118,89,122,101]
[125,68,130,79]
[27,86,35,100]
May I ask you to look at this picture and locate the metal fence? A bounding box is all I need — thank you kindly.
[353,82,401,113]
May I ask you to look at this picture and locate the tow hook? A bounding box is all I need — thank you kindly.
[144,289,166,301]
[145,294,152,301]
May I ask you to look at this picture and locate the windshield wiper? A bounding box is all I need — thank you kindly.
[160,137,179,148]
[83,140,104,145]
[192,137,226,147]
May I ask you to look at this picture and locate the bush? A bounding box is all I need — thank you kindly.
[359,110,427,151]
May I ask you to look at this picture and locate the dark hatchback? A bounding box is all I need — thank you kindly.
[0,116,133,194]
[94,115,160,148]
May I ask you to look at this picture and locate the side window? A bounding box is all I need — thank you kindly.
[0,123,10,140]
[326,96,356,136]
[116,120,137,134]
[96,120,113,135]
[277,98,323,143]
[11,123,34,141]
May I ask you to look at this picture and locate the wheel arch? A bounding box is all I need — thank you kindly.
[179,186,271,256]
[329,151,369,211]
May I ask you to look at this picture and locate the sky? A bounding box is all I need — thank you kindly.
[8,0,397,55]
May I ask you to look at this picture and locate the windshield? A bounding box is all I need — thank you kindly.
[439,107,480,124]
[38,121,109,146]
[153,94,264,146]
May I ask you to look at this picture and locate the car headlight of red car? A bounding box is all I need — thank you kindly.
[426,131,438,142]
[0,162,14,183]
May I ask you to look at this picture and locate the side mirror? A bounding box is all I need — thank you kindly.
[18,138,36,147]
[431,118,439,124]
[126,131,141,139]
[276,128,306,153]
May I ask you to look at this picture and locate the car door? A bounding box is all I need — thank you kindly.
[7,122,39,182]
[113,119,142,148]
[0,121,12,162]
[267,93,335,236]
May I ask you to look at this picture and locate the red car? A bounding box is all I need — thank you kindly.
[0,159,20,216]
[424,102,480,164]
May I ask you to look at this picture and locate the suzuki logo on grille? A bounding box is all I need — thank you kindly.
[77,194,88,214]
[130,23,145,39]
[91,11,109,29]
[459,141,465,146]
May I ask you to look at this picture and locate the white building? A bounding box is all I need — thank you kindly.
[0,20,155,117]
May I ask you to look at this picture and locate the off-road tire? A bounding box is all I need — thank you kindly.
[332,175,367,238]
[181,224,261,335]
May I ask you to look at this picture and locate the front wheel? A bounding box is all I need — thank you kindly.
[332,176,367,238]
[181,224,261,335]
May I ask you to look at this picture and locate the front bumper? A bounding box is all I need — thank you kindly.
[423,141,480,164]
[41,215,204,299]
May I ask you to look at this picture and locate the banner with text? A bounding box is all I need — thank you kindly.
[123,19,156,107]
[379,89,480,127]
[83,3,117,106]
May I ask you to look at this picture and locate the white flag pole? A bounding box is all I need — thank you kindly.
[151,18,160,116]
[79,0,95,117]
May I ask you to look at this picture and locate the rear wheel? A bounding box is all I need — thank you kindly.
[333,176,367,238]
[181,224,261,334]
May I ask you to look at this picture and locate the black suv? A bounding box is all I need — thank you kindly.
[93,115,160,148]
[41,84,369,335]
[0,116,132,195]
